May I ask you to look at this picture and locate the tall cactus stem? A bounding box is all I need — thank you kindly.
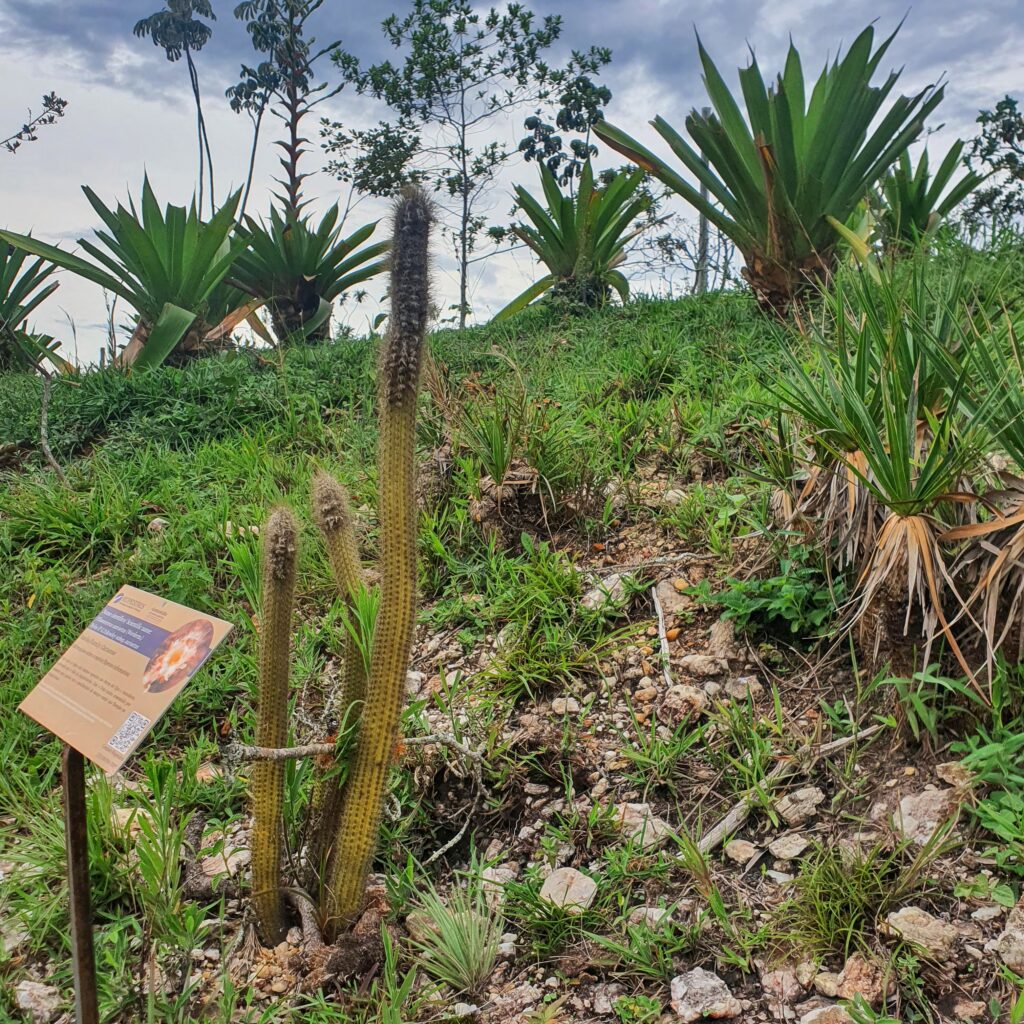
[251,506,298,945]
[321,187,432,937]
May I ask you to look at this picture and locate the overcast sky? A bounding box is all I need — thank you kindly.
[1,0,1020,364]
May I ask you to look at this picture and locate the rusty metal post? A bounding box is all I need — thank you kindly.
[62,744,99,1024]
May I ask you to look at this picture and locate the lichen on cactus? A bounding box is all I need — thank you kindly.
[307,469,366,877]
[321,187,432,937]
[251,506,298,945]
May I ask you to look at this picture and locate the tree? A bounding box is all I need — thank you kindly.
[325,0,607,328]
[134,1,217,217]
[519,57,611,189]
[966,95,1024,232]
[227,0,341,219]
[3,92,68,155]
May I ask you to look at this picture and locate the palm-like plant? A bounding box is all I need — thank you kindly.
[0,178,252,369]
[230,204,389,343]
[0,244,69,372]
[877,142,984,250]
[495,162,651,320]
[594,25,944,311]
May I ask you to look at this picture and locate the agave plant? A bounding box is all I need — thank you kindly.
[943,314,1024,676]
[877,142,984,250]
[0,244,69,372]
[774,264,989,679]
[594,25,944,311]
[231,204,390,343]
[495,163,651,320]
[0,177,253,369]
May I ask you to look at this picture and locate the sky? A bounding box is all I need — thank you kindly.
[1,0,1021,364]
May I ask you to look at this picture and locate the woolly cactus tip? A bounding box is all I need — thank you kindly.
[382,186,433,408]
[311,471,353,534]
[264,507,298,582]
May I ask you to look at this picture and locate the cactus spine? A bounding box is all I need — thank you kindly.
[251,506,298,944]
[307,470,366,875]
[321,188,432,937]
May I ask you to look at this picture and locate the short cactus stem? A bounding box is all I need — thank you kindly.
[251,506,298,944]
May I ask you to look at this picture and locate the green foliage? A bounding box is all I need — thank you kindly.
[596,24,943,308]
[0,242,67,372]
[232,205,389,342]
[691,545,842,637]
[407,865,503,997]
[0,178,247,369]
[496,163,650,319]
[878,142,984,249]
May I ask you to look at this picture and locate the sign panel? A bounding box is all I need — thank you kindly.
[19,585,232,773]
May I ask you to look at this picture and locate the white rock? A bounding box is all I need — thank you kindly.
[884,906,958,958]
[405,670,426,695]
[200,832,251,880]
[538,868,597,915]
[551,697,580,716]
[894,789,958,846]
[776,786,825,826]
[725,675,763,700]
[761,967,802,1004]
[581,574,631,611]
[994,899,1024,972]
[707,618,739,661]
[481,864,517,912]
[813,973,840,998]
[971,904,1004,922]
[613,803,674,850]
[679,653,728,677]
[724,839,758,864]
[670,967,742,1022]
[656,578,693,617]
[1,918,30,956]
[660,684,708,725]
[800,1008,852,1024]
[15,981,63,1023]
[769,834,811,861]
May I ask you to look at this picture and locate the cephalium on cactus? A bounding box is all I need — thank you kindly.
[247,187,433,946]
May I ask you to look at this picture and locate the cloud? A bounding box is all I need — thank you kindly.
[1,0,1021,361]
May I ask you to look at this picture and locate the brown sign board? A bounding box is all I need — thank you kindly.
[19,585,233,773]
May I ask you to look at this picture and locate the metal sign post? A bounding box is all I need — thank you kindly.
[62,744,100,1024]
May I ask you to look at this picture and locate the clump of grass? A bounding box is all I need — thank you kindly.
[408,867,504,999]
[773,835,944,958]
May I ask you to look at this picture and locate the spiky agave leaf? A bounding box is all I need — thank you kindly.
[495,163,651,320]
[595,24,945,310]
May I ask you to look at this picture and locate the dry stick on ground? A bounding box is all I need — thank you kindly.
[39,374,68,486]
[650,583,675,689]
[697,724,881,854]
[225,733,484,766]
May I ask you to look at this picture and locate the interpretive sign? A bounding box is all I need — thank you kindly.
[19,585,232,773]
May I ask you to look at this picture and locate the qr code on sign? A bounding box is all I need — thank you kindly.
[107,712,151,755]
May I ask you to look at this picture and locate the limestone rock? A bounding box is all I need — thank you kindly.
[776,786,825,826]
[799,1007,853,1024]
[725,675,763,700]
[679,653,728,678]
[582,574,631,612]
[613,803,674,850]
[894,789,957,845]
[836,953,883,1006]
[724,839,758,864]
[628,906,672,929]
[884,906,958,958]
[769,834,811,861]
[539,868,597,915]
[670,967,742,1022]
[761,967,802,1005]
[660,684,708,725]
[813,973,840,998]
[656,578,693,617]
[993,899,1024,972]
[15,981,63,1023]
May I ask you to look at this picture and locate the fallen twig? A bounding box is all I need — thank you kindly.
[650,583,675,690]
[697,724,881,855]
[225,732,485,766]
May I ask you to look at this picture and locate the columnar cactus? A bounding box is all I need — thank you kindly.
[251,506,298,944]
[307,470,366,875]
[321,188,432,937]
